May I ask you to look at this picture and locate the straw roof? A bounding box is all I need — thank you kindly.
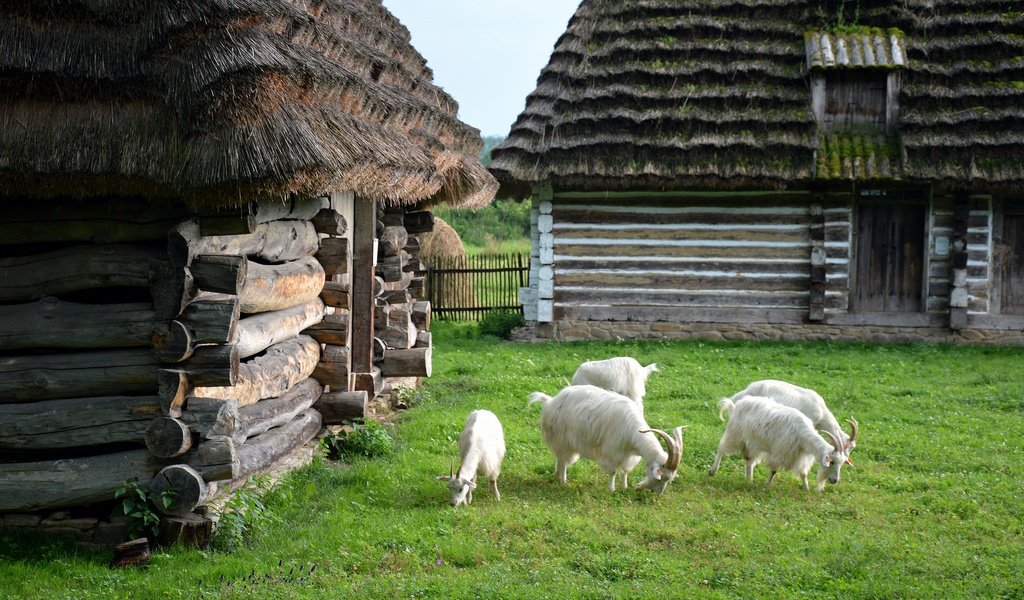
[0,0,497,208]
[491,0,1024,198]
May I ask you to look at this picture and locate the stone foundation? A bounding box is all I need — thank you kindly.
[513,321,1024,346]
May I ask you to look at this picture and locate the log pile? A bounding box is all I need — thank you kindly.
[372,207,434,399]
[0,197,331,531]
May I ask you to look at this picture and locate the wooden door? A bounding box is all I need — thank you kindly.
[999,201,1024,314]
[854,201,926,312]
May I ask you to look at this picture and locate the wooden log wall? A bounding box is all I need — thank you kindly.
[372,206,433,394]
[0,195,332,520]
[547,193,815,323]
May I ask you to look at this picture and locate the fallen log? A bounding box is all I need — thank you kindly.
[239,256,325,314]
[191,336,319,407]
[234,299,324,358]
[0,349,158,403]
[0,298,158,351]
[169,220,320,267]
[111,538,152,568]
[0,243,164,302]
[0,394,160,450]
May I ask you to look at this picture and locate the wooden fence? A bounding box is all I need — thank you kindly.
[426,253,530,320]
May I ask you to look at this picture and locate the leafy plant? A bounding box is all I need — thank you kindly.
[321,420,394,460]
[112,478,175,540]
[477,308,525,339]
[391,385,431,409]
[209,476,280,552]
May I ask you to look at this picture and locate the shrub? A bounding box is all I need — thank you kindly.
[210,476,281,552]
[322,420,394,460]
[113,478,176,541]
[478,309,525,339]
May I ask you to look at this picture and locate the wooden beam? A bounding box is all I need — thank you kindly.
[315,391,368,423]
[0,449,163,512]
[235,378,322,444]
[0,197,187,245]
[191,335,320,407]
[150,465,207,516]
[0,243,164,302]
[169,220,319,267]
[179,293,239,344]
[190,254,247,295]
[0,298,158,351]
[238,256,325,314]
[350,197,376,373]
[234,299,324,358]
[316,236,350,277]
[0,349,158,403]
[180,397,240,440]
[236,410,321,480]
[311,208,348,236]
[0,395,160,450]
[320,281,350,309]
[380,346,432,377]
[303,310,350,346]
[403,211,435,234]
[145,417,194,458]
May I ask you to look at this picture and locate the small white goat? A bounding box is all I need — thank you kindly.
[528,385,684,493]
[709,395,847,492]
[729,379,858,459]
[436,409,506,507]
[571,357,659,410]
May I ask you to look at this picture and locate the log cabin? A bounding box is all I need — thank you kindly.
[0,1,495,542]
[490,0,1024,345]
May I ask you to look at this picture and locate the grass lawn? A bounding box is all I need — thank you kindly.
[1,323,1023,599]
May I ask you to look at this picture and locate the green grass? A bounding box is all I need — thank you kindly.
[2,324,1023,599]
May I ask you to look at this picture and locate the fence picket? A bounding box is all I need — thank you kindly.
[426,253,530,321]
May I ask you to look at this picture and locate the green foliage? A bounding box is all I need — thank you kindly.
[112,478,175,541]
[210,476,282,552]
[477,308,525,339]
[322,419,394,460]
[431,199,530,253]
[478,135,504,166]
[391,385,431,409]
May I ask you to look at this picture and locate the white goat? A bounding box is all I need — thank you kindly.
[436,409,506,507]
[571,357,658,410]
[528,385,684,493]
[729,379,858,459]
[708,395,848,492]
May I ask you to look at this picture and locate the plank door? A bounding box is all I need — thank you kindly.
[999,201,1024,315]
[854,201,926,312]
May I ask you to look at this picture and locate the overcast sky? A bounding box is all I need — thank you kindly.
[381,0,581,138]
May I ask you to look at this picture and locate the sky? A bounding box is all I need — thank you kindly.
[380,0,581,138]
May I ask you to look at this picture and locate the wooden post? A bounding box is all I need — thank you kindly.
[950,192,970,330]
[315,390,368,423]
[809,200,826,322]
[350,197,376,375]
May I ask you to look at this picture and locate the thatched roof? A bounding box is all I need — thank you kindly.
[0,0,497,208]
[491,0,1024,198]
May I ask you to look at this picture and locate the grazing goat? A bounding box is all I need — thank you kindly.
[729,379,858,460]
[709,395,847,492]
[436,409,506,507]
[571,357,659,410]
[528,385,684,493]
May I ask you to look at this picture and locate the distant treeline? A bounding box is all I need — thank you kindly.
[431,136,530,251]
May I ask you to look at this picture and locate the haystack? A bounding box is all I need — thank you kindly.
[418,217,475,313]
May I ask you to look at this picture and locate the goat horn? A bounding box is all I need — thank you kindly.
[820,429,842,452]
[846,417,859,443]
[449,459,455,479]
[642,428,681,471]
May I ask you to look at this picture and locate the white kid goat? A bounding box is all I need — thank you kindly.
[528,385,684,493]
[436,409,506,507]
[708,395,848,492]
[728,379,858,460]
[571,357,658,411]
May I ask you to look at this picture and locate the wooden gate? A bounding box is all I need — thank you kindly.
[426,253,530,320]
[998,200,1024,315]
